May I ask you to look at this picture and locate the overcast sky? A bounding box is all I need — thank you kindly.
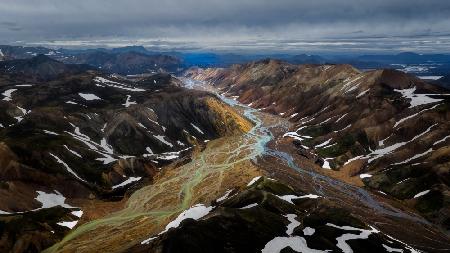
[1,0,450,53]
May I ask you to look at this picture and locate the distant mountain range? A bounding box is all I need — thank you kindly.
[0,45,181,75]
[2,45,450,77]
[0,54,93,80]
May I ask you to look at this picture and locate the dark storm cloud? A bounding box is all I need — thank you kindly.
[0,21,22,31]
[0,0,449,52]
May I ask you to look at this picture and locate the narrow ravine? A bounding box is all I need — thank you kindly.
[194,78,428,223]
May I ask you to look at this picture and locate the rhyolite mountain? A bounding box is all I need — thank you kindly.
[0,56,252,252]
[186,59,450,230]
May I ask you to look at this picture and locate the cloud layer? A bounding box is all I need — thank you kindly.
[1,0,450,52]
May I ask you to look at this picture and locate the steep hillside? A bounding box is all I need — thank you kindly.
[130,177,420,253]
[186,60,450,229]
[434,74,450,89]
[0,63,252,252]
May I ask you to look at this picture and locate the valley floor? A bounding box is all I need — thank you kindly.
[45,79,450,253]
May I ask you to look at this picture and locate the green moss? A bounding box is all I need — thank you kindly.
[317,133,355,157]
[301,125,331,138]
[415,191,443,214]
[253,177,296,196]
[434,102,450,114]
[317,131,372,158]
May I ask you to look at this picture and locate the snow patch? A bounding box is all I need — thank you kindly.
[123,95,137,107]
[112,177,142,189]
[315,138,332,148]
[383,244,404,253]
[162,204,213,233]
[334,124,351,133]
[394,103,441,128]
[94,77,145,92]
[391,148,432,166]
[2,89,17,101]
[141,237,157,245]
[63,145,82,158]
[356,89,370,98]
[363,123,437,163]
[35,190,75,209]
[433,135,450,146]
[240,203,259,209]
[285,214,300,236]
[335,113,348,123]
[78,93,101,101]
[303,227,316,236]
[262,237,326,253]
[327,223,379,253]
[216,190,233,202]
[49,153,87,182]
[190,123,204,135]
[43,130,59,136]
[413,190,430,199]
[283,132,312,142]
[154,135,173,147]
[322,158,332,169]
[71,210,83,218]
[394,87,444,108]
[276,194,321,204]
[247,176,261,186]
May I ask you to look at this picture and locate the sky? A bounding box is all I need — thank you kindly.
[1,0,450,53]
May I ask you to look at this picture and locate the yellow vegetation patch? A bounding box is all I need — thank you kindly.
[204,97,253,135]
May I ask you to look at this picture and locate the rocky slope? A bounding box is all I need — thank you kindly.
[434,74,450,89]
[0,56,252,252]
[129,177,421,253]
[186,59,450,230]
